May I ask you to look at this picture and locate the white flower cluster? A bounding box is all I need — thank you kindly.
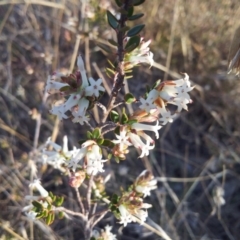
[46,56,105,125]
[68,140,107,176]
[42,136,79,171]
[124,38,154,69]
[42,136,107,177]
[91,225,117,240]
[113,121,161,158]
[117,170,157,227]
[139,73,193,125]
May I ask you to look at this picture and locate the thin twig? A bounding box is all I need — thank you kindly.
[54,207,86,220]
[0,0,65,9]
[92,210,109,227]
[86,174,94,217]
[75,187,85,215]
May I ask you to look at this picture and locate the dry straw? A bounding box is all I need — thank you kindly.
[228,26,240,75]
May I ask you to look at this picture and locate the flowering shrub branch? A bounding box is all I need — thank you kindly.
[22,1,194,239]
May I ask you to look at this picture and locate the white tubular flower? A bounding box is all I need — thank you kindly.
[158,105,176,125]
[50,104,69,120]
[102,225,117,240]
[134,170,157,198]
[45,75,69,94]
[85,77,105,97]
[91,225,117,240]
[169,97,190,112]
[118,202,151,227]
[127,38,154,67]
[112,126,131,148]
[139,97,156,113]
[72,98,90,125]
[25,211,38,221]
[29,179,48,198]
[46,55,104,124]
[153,73,193,113]
[85,144,107,176]
[131,121,161,139]
[77,55,89,88]
[69,140,106,175]
[68,147,87,171]
[118,205,133,227]
[127,132,154,158]
[42,136,78,170]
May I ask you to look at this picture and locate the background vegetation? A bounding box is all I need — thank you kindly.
[0,0,240,239]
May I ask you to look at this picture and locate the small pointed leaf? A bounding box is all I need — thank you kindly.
[124,35,140,52]
[128,13,144,21]
[127,24,145,37]
[127,6,134,17]
[96,138,104,145]
[101,139,115,148]
[87,131,92,139]
[124,93,136,104]
[108,39,118,46]
[107,10,119,29]
[110,110,119,123]
[133,0,145,6]
[92,128,101,139]
[121,112,128,124]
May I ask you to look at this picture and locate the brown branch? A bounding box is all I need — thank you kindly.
[102,0,131,123]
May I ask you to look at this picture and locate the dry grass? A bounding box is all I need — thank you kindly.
[0,0,240,239]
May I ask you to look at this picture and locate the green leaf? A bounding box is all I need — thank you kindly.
[121,109,128,124]
[101,139,115,148]
[36,212,44,218]
[146,85,150,93]
[124,35,140,52]
[110,110,119,123]
[107,10,119,29]
[49,191,54,199]
[127,119,138,125]
[124,93,135,104]
[133,0,145,6]
[105,67,116,76]
[87,131,92,139]
[151,79,161,89]
[59,86,71,92]
[127,24,145,37]
[32,201,43,210]
[111,194,120,204]
[46,213,55,225]
[96,138,104,145]
[92,128,101,139]
[128,13,144,21]
[115,0,122,7]
[107,59,116,68]
[55,196,64,207]
[114,156,120,163]
[42,210,48,218]
[58,211,64,219]
[114,126,120,135]
[108,39,118,46]
[127,6,134,17]
[97,43,112,53]
[107,153,112,159]
[46,214,52,225]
